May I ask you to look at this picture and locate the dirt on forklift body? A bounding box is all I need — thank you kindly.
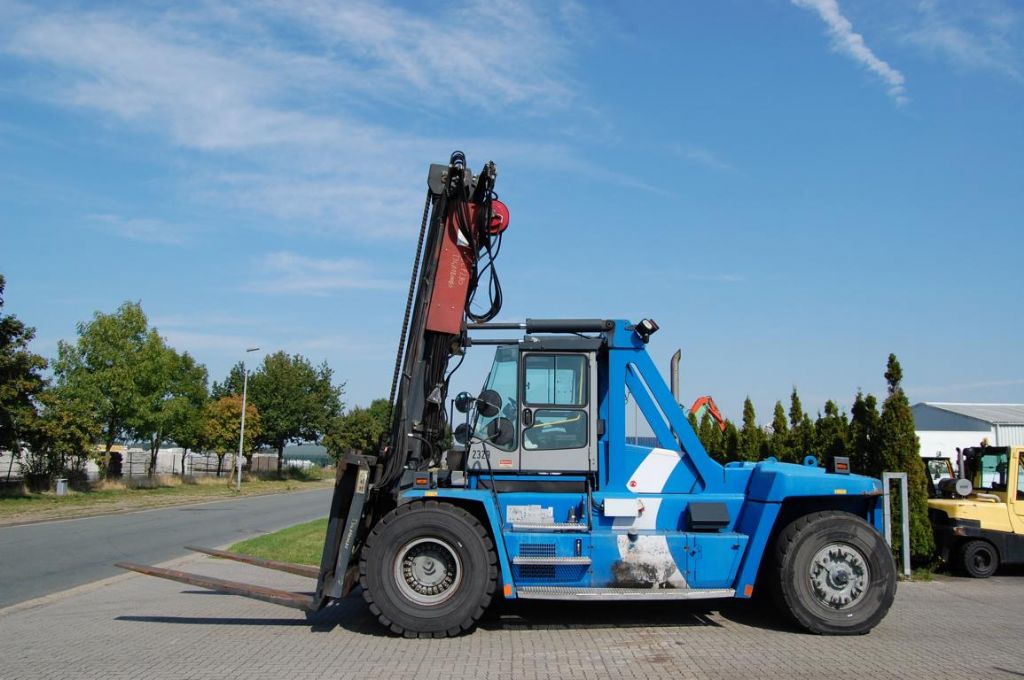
[118,153,897,637]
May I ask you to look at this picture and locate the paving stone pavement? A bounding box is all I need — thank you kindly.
[2,554,1023,680]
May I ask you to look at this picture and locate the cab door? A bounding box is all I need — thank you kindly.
[518,351,597,473]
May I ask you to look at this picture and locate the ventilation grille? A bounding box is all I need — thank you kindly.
[514,543,586,583]
[519,543,556,558]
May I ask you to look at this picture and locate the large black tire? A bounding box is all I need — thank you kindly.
[957,539,999,578]
[360,500,497,638]
[771,510,896,635]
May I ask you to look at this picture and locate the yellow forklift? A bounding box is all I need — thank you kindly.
[929,446,1024,577]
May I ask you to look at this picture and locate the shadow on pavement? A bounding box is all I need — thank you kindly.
[115,587,803,637]
[116,615,311,627]
[477,598,722,631]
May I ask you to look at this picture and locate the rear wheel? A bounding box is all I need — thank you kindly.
[771,510,896,635]
[958,540,999,578]
[360,500,497,638]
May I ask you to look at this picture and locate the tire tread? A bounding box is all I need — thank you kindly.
[359,501,497,638]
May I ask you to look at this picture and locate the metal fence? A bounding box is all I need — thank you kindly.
[117,450,241,478]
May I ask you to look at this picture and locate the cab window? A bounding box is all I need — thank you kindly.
[473,346,518,450]
[522,354,588,451]
[971,449,1010,492]
[524,354,587,406]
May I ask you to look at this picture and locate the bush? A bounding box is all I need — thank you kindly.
[286,465,324,482]
[0,480,28,498]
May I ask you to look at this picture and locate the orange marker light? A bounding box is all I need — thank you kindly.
[503,584,513,597]
[743,584,754,597]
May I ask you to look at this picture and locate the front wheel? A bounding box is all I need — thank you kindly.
[771,510,896,635]
[360,500,497,638]
[958,540,999,578]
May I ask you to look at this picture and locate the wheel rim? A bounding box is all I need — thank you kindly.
[972,548,993,571]
[808,543,870,610]
[393,537,463,606]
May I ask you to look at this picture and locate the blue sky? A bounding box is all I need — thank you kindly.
[1,0,1022,424]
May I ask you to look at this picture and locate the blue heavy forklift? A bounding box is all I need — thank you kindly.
[118,153,897,636]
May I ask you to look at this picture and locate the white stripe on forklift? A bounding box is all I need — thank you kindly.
[627,448,680,493]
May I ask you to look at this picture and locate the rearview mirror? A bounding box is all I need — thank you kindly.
[453,391,475,414]
[486,417,514,447]
[477,389,502,418]
[452,423,470,445]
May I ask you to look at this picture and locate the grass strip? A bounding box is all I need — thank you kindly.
[228,518,329,566]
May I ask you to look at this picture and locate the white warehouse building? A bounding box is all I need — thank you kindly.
[912,402,1024,459]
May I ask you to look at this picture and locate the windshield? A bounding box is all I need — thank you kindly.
[473,346,518,450]
[925,458,953,486]
[969,448,1010,492]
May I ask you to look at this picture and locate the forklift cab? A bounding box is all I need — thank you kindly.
[925,456,955,498]
[467,338,600,474]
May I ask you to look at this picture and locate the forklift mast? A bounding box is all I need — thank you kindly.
[382,152,507,489]
[118,152,512,611]
[313,153,510,604]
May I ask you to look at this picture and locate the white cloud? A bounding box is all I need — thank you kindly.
[245,251,403,296]
[88,213,188,245]
[159,329,263,354]
[2,2,651,238]
[685,274,744,283]
[907,377,1024,396]
[792,0,908,105]
[668,143,735,173]
[258,0,576,112]
[905,3,1022,81]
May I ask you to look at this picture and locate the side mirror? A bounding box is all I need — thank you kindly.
[454,391,475,414]
[452,423,470,445]
[477,389,502,418]
[486,417,514,447]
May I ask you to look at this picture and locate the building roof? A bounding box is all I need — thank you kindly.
[917,403,1024,425]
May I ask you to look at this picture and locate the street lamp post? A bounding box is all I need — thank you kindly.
[237,347,260,491]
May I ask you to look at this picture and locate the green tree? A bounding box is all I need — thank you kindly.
[167,390,208,476]
[696,411,723,462]
[202,396,262,476]
[132,337,210,476]
[53,302,153,474]
[716,419,741,462]
[788,387,804,430]
[324,399,392,458]
[722,420,740,461]
[769,400,789,461]
[210,362,245,400]
[29,389,102,486]
[850,390,882,477]
[814,400,850,463]
[739,397,763,462]
[686,410,699,437]
[0,274,48,475]
[785,388,816,463]
[878,354,934,562]
[243,352,344,474]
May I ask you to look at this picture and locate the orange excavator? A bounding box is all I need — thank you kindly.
[690,395,726,432]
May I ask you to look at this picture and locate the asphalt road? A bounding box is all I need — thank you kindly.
[0,487,333,608]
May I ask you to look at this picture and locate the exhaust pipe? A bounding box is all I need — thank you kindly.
[670,349,682,403]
